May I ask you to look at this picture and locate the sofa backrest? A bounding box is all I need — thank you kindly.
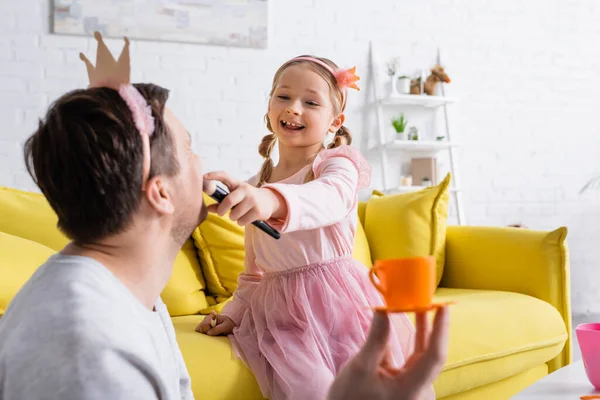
[0,186,209,316]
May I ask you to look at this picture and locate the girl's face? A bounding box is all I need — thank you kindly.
[268,64,344,150]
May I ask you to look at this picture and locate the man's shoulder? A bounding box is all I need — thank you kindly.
[4,254,126,313]
[0,254,151,354]
[0,318,162,400]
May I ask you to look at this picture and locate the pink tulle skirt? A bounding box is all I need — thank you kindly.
[228,256,415,400]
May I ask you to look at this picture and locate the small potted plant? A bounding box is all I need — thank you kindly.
[421,177,432,187]
[408,126,419,141]
[391,113,408,140]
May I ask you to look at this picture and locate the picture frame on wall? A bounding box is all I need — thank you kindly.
[52,0,268,49]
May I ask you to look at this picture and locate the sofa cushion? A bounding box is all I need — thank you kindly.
[0,232,55,316]
[430,288,567,398]
[0,186,208,316]
[365,174,450,286]
[439,364,547,400]
[172,316,265,400]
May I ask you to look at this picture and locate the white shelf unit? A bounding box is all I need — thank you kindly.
[364,42,465,225]
[378,94,459,108]
[382,140,458,153]
[384,186,461,194]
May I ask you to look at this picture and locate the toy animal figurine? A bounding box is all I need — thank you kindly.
[410,65,451,95]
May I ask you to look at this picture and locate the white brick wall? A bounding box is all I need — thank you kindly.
[1,0,600,315]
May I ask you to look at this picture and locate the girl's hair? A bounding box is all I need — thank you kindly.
[257,55,352,187]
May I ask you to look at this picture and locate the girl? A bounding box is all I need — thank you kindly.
[197,56,421,400]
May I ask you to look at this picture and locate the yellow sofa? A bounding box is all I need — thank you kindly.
[0,185,571,399]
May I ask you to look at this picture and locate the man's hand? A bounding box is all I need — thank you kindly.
[328,307,450,400]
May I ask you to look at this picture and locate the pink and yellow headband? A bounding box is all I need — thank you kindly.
[285,56,360,107]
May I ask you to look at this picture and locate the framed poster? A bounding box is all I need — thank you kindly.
[52,0,268,48]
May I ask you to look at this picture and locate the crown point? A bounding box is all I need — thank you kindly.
[79,52,86,61]
[124,37,130,46]
[93,31,103,41]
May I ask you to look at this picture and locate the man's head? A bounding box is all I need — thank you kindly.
[24,83,206,246]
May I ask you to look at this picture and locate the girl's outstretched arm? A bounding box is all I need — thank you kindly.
[263,147,370,233]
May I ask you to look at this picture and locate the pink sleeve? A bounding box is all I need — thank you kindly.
[262,145,371,233]
[220,229,262,326]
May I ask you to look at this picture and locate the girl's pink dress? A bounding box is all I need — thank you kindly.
[221,145,414,400]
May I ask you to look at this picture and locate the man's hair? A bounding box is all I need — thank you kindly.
[24,83,179,244]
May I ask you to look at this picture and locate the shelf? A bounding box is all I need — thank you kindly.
[383,140,458,153]
[385,186,460,194]
[378,94,459,108]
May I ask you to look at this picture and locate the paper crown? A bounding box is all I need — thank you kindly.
[79,31,131,89]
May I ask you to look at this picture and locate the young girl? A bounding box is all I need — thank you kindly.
[197,56,420,400]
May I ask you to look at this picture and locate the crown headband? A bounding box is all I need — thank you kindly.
[286,56,360,107]
[79,32,155,190]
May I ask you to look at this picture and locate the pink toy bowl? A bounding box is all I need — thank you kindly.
[576,323,600,389]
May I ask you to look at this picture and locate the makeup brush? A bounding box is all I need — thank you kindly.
[203,180,281,240]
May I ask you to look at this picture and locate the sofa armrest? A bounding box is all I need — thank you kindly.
[440,225,571,371]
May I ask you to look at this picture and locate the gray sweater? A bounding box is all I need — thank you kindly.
[0,254,194,400]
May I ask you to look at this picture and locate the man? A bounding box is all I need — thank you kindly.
[0,84,202,400]
[0,83,449,399]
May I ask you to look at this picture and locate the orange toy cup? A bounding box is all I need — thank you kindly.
[369,256,437,312]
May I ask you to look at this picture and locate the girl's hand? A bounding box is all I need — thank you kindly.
[195,311,235,336]
[204,171,287,225]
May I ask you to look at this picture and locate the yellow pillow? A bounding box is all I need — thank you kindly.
[192,194,245,304]
[161,239,210,316]
[0,232,55,315]
[353,219,372,268]
[0,186,69,251]
[0,186,208,316]
[365,174,450,286]
[357,201,367,226]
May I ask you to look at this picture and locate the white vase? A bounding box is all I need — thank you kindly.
[396,132,406,140]
[390,74,400,98]
[397,77,410,94]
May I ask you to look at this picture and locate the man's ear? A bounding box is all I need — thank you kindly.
[145,177,175,215]
[329,113,345,133]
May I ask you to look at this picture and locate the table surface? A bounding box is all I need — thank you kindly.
[512,360,600,399]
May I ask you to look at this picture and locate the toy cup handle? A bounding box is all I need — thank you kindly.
[369,267,386,297]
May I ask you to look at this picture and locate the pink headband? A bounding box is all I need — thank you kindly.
[115,85,154,187]
[286,56,360,108]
